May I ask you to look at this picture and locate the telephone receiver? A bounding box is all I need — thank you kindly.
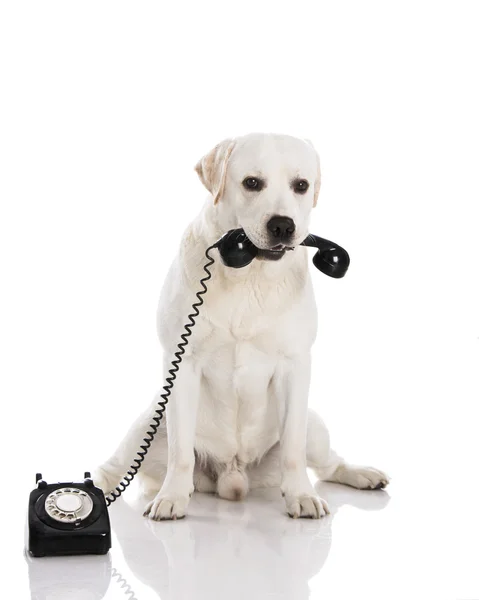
[214,228,350,278]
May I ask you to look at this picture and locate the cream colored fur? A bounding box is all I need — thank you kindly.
[95,133,389,520]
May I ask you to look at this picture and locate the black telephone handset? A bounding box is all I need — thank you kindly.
[215,228,350,278]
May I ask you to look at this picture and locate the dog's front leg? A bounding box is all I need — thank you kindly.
[143,356,200,521]
[275,354,330,519]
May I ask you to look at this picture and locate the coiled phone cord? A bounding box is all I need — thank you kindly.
[110,568,139,600]
[105,244,217,506]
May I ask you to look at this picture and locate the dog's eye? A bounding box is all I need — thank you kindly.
[242,177,264,192]
[292,179,309,194]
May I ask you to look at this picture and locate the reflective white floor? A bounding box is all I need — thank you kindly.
[24,483,383,600]
[21,477,479,600]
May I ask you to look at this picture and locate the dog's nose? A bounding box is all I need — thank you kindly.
[267,216,296,240]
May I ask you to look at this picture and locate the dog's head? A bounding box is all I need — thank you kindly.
[195,133,320,260]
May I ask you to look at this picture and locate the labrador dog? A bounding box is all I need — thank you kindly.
[95,133,389,520]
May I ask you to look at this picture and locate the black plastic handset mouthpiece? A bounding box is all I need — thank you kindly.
[300,234,350,278]
[215,228,350,277]
[215,229,258,268]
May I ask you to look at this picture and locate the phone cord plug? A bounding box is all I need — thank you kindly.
[105,244,217,506]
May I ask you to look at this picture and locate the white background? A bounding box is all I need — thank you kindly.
[1,2,478,599]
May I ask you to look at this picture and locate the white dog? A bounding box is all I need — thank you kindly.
[95,133,389,520]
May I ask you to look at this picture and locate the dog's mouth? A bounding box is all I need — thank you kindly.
[256,243,295,262]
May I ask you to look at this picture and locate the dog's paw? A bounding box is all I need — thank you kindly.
[334,464,390,490]
[284,492,330,519]
[143,492,190,521]
[92,466,120,495]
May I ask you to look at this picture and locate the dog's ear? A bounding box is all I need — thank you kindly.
[304,138,321,207]
[195,138,236,205]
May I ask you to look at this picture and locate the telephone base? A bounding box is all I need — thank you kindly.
[27,473,111,557]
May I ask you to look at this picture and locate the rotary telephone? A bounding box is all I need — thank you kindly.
[27,228,349,557]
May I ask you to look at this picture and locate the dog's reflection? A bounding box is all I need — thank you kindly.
[109,483,390,600]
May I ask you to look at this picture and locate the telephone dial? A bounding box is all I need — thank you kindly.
[27,228,349,557]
